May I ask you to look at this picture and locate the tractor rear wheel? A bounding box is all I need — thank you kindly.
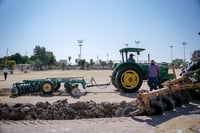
[111,70,119,90]
[40,80,54,94]
[115,65,143,93]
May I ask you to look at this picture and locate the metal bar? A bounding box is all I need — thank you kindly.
[86,83,111,88]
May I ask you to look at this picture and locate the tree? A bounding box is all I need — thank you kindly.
[192,50,200,59]
[192,49,200,81]
[90,59,95,69]
[61,63,66,71]
[7,60,16,74]
[172,59,183,68]
[101,61,107,69]
[34,59,42,70]
[33,46,46,69]
[47,51,56,66]
[108,60,114,69]
[10,53,23,64]
[68,56,72,64]
[43,52,51,67]
[22,55,29,64]
[85,62,90,70]
[33,45,56,69]
[78,59,86,69]
[99,60,107,69]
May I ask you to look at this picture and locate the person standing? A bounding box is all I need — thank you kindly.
[3,67,8,80]
[147,60,159,91]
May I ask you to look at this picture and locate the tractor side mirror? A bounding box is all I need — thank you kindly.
[137,51,140,55]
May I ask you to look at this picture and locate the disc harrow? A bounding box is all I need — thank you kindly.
[122,59,200,116]
[11,77,111,97]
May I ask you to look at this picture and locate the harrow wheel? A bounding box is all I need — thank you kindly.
[40,80,54,94]
[11,86,19,96]
[70,88,81,97]
[180,90,190,104]
[161,95,174,111]
[172,92,183,107]
[147,101,164,115]
[121,107,137,117]
[115,65,143,93]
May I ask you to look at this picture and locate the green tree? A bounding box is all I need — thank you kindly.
[47,51,56,66]
[192,49,200,81]
[100,61,107,69]
[34,59,42,70]
[78,59,86,69]
[10,53,23,64]
[68,56,72,64]
[7,60,16,74]
[61,62,66,71]
[85,62,90,70]
[108,60,114,69]
[22,55,29,63]
[90,59,95,69]
[172,59,183,68]
[192,50,200,59]
[33,45,56,69]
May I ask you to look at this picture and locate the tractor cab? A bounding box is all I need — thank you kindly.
[119,47,145,62]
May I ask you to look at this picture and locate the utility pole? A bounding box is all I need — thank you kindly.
[182,42,187,63]
[170,45,173,63]
[77,40,83,60]
[106,53,109,63]
[135,40,140,63]
[5,48,8,67]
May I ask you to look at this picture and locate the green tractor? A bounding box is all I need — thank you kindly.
[111,47,174,93]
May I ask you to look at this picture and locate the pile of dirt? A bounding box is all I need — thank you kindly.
[0,99,136,120]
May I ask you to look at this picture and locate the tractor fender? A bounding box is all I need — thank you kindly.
[114,62,144,77]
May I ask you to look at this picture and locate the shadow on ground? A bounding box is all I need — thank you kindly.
[132,101,200,126]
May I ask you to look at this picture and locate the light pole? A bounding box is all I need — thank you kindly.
[77,40,83,60]
[106,53,109,63]
[182,42,187,63]
[170,45,173,63]
[135,40,140,63]
[97,55,99,65]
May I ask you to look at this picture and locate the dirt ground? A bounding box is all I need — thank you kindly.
[0,69,200,133]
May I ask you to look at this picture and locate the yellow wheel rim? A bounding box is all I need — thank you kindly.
[42,83,52,92]
[121,70,139,89]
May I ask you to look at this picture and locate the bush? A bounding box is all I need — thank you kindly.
[194,70,200,82]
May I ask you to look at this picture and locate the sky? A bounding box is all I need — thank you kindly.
[0,0,200,64]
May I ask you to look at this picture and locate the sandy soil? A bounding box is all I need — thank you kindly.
[0,70,200,133]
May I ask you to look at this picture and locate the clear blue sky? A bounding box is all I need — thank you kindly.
[0,0,200,64]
